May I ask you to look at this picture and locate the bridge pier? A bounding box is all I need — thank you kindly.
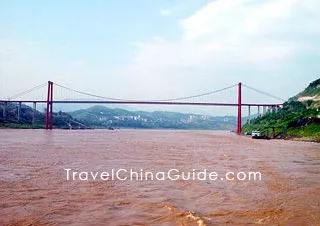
[2,102,7,119]
[248,105,251,124]
[32,102,36,125]
[273,105,278,113]
[17,102,22,122]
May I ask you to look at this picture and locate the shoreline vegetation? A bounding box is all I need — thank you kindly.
[241,101,320,142]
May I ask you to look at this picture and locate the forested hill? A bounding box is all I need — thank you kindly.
[242,78,320,141]
[290,78,320,107]
[0,102,84,129]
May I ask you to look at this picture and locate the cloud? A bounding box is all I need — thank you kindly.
[122,0,320,103]
[160,9,172,16]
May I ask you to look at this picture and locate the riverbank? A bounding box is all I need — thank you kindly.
[2,122,320,142]
[243,122,320,143]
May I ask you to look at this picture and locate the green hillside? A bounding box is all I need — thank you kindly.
[242,78,320,141]
[293,78,320,99]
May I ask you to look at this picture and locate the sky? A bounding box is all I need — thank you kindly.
[0,0,319,115]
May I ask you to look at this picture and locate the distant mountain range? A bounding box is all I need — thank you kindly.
[69,105,237,130]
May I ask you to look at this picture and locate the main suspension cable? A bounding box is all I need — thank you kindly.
[242,83,285,102]
[8,82,47,100]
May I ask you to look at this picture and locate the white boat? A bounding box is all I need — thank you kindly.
[252,131,262,139]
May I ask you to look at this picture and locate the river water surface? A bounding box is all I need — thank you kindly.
[0,129,319,225]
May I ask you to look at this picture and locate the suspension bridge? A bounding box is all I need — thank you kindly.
[0,81,284,133]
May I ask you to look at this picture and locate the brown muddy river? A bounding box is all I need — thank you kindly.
[0,129,319,225]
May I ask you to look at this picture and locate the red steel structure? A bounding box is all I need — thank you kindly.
[237,82,242,134]
[1,81,283,133]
